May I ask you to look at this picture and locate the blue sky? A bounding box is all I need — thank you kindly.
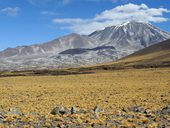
[0,0,170,51]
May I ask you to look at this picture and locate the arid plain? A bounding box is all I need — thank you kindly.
[0,68,170,127]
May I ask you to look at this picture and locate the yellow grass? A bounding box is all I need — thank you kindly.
[0,68,170,115]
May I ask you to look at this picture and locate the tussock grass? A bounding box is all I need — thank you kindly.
[0,68,169,115]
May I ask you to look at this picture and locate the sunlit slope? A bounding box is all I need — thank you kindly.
[103,38,170,67]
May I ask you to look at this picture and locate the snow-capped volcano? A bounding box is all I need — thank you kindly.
[89,21,170,57]
[0,21,170,71]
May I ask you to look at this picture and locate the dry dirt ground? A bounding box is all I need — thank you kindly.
[0,68,170,127]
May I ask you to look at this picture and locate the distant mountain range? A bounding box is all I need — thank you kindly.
[0,21,170,71]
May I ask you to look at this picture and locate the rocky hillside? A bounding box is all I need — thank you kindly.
[0,21,170,71]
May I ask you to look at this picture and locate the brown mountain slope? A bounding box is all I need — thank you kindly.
[127,38,170,58]
[102,38,170,68]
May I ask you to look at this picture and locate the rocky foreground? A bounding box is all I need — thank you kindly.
[0,105,169,128]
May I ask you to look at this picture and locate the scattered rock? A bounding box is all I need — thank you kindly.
[59,107,66,115]
[0,105,169,127]
[122,114,135,119]
[122,107,129,113]
[7,108,23,116]
[161,105,170,115]
[144,109,152,115]
[94,105,102,113]
[51,106,62,115]
[130,106,145,113]
[51,106,67,115]
[71,107,77,114]
[79,108,87,114]
[64,107,70,115]
[94,105,101,119]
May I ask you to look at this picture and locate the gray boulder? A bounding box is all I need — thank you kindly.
[51,106,67,115]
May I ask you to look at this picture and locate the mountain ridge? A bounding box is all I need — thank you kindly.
[98,38,170,68]
[0,21,170,71]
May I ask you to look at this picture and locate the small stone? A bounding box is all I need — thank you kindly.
[161,105,170,115]
[50,106,66,115]
[122,114,134,119]
[71,107,77,114]
[122,107,129,112]
[130,106,145,113]
[144,109,152,115]
[64,107,70,114]
[94,105,101,113]
[0,114,4,119]
[59,107,66,115]
[79,109,87,114]
[7,108,23,116]
[94,105,101,119]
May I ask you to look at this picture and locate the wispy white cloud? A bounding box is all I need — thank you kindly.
[27,0,72,5]
[0,7,20,16]
[27,0,129,6]
[53,18,85,23]
[53,3,170,34]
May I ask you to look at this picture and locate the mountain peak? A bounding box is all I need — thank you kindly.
[89,21,170,42]
[116,21,151,27]
[89,21,148,37]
